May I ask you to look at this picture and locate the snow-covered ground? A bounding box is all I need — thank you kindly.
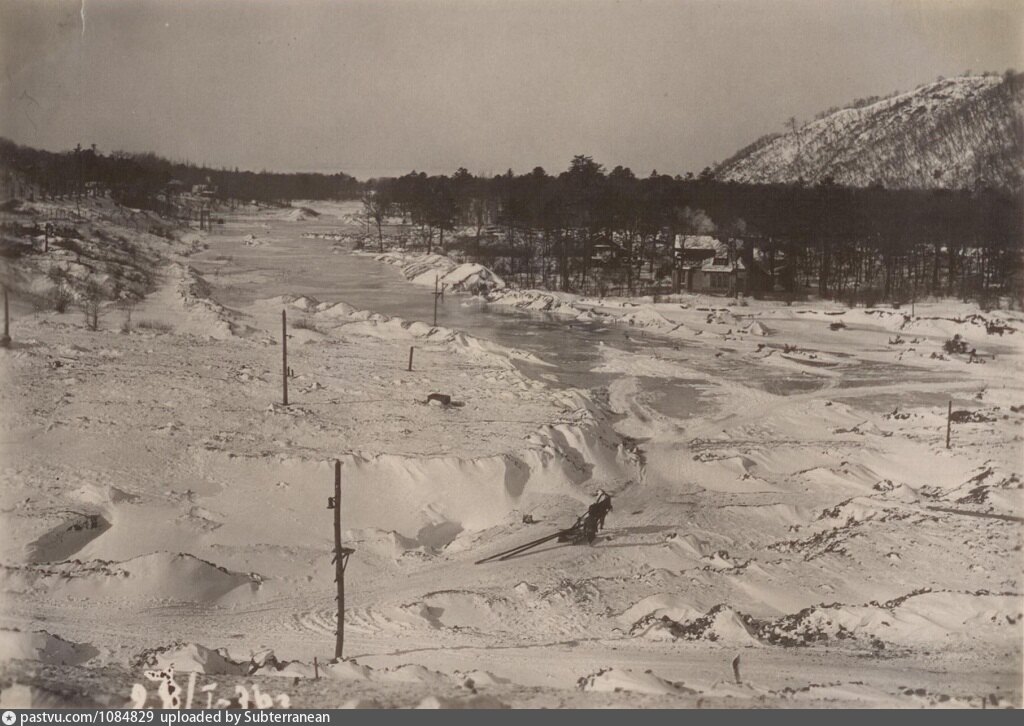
[1,200,1021,708]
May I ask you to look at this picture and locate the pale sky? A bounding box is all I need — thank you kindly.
[1,0,1021,179]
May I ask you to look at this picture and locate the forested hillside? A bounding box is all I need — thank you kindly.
[716,74,1024,192]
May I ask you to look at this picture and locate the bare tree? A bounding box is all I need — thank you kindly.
[81,278,105,331]
[118,295,138,333]
[362,191,392,253]
[47,266,73,313]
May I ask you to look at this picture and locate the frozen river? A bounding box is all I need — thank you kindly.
[191,212,722,418]
[189,210,853,423]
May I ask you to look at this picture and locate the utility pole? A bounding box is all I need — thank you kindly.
[432,276,446,327]
[1,287,10,347]
[946,400,952,449]
[328,460,354,661]
[281,310,288,406]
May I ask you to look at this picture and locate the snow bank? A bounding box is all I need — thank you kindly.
[762,590,1023,648]
[166,264,257,340]
[618,594,703,626]
[628,590,1022,650]
[332,394,637,537]
[663,605,764,645]
[0,629,98,665]
[139,643,249,675]
[277,295,553,368]
[2,552,262,604]
[137,643,314,677]
[135,647,495,695]
[285,207,320,222]
[373,252,505,293]
[189,380,635,550]
[577,667,696,696]
[486,289,581,316]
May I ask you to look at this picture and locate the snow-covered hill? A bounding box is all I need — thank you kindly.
[716,74,1024,191]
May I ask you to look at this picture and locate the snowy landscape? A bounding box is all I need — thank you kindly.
[1,0,1022,712]
[0,197,1020,708]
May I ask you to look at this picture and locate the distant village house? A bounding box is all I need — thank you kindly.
[673,234,771,294]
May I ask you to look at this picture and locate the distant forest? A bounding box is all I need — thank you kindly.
[363,158,1022,306]
[1,138,1020,306]
[0,137,361,206]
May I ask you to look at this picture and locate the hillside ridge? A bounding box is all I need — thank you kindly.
[715,74,1024,191]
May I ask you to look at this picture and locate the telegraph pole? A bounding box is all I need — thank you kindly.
[329,460,354,660]
[1,287,10,347]
[946,400,952,449]
[432,276,445,327]
[281,310,288,406]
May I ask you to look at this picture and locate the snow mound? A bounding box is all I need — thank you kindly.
[577,667,696,696]
[644,605,764,645]
[138,644,315,678]
[390,253,456,282]
[376,252,506,293]
[439,263,505,293]
[322,659,374,681]
[0,629,98,665]
[455,669,511,687]
[619,593,703,626]
[137,642,249,675]
[26,512,111,563]
[2,552,262,604]
[315,301,358,317]
[286,206,320,221]
[487,289,581,316]
[419,590,517,631]
[376,663,451,685]
[762,590,1022,648]
[173,265,245,339]
[405,321,435,336]
[617,306,677,331]
[289,295,320,311]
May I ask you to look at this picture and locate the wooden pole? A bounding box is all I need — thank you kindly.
[313,657,319,680]
[281,310,288,406]
[408,346,414,371]
[946,400,952,449]
[333,460,344,660]
[1,287,10,347]
[433,276,439,327]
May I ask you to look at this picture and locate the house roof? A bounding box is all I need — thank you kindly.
[701,258,746,272]
[674,234,719,251]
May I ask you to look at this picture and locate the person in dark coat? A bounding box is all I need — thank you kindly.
[588,489,613,531]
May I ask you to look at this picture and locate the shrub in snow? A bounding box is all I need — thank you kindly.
[943,335,969,354]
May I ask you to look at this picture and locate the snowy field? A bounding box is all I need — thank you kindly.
[1,199,1021,708]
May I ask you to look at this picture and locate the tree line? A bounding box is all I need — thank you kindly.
[1,136,1019,306]
[0,137,361,208]
[364,156,1022,306]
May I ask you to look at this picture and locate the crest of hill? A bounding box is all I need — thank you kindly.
[715,74,1024,192]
